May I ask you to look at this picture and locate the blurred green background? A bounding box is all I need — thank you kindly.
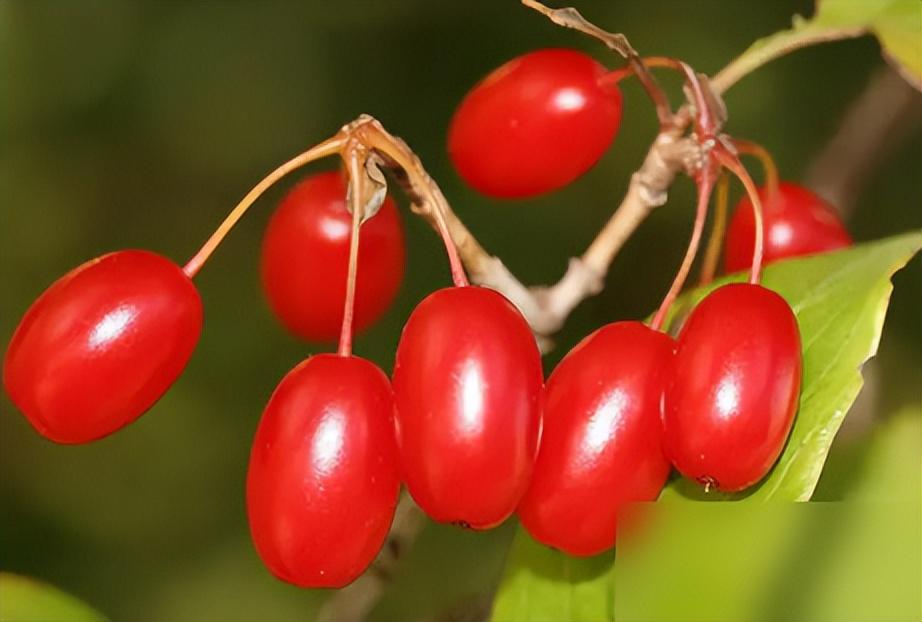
[1,1,919,621]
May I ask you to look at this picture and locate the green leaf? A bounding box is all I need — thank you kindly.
[490,527,614,622]
[490,232,921,621]
[713,0,921,92]
[0,573,108,622]
[661,230,922,502]
[867,0,922,88]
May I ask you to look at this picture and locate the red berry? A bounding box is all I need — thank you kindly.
[448,48,623,199]
[3,250,202,444]
[724,182,852,273]
[261,171,405,342]
[392,286,543,528]
[246,354,400,588]
[664,283,802,492]
[517,321,673,556]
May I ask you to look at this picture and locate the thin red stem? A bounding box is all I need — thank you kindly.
[715,145,765,284]
[650,163,717,331]
[598,66,633,87]
[647,57,714,137]
[698,172,729,285]
[183,137,343,278]
[733,138,779,206]
[357,128,469,288]
[337,157,364,357]
[436,212,469,287]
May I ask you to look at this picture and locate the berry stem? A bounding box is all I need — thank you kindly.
[643,56,716,137]
[337,148,365,358]
[597,66,633,87]
[354,120,469,287]
[714,145,765,284]
[650,162,717,332]
[183,137,344,278]
[698,172,729,285]
[733,139,779,206]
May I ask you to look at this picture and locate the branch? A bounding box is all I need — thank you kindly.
[526,131,698,338]
[344,115,698,349]
[521,0,674,127]
[804,64,921,216]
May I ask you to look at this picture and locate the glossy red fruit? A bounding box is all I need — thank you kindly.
[518,321,673,556]
[664,283,802,492]
[448,48,623,199]
[724,182,852,273]
[247,354,400,588]
[3,250,202,444]
[392,286,543,528]
[261,171,405,342]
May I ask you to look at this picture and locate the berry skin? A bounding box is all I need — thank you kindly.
[448,48,623,199]
[663,283,802,492]
[261,171,405,342]
[517,321,673,556]
[246,354,400,588]
[3,250,202,444]
[392,286,543,529]
[724,182,852,273]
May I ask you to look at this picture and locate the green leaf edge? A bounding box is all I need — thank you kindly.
[0,572,109,622]
[659,230,922,502]
[489,231,921,622]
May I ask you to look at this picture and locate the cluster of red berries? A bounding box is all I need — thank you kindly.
[2,47,852,589]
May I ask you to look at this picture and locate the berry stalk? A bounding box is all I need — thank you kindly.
[337,149,366,357]
[714,145,765,284]
[183,137,344,278]
[699,172,730,285]
[733,139,780,206]
[650,163,717,331]
[355,120,470,287]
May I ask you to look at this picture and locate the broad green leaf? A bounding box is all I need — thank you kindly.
[490,232,921,621]
[868,0,922,87]
[0,573,108,622]
[713,0,921,92]
[661,230,922,502]
[490,527,614,622]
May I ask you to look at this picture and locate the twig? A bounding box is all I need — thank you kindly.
[804,65,920,443]
[351,115,700,348]
[526,131,699,340]
[804,64,921,216]
[521,0,674,127]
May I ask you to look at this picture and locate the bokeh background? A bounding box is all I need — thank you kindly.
[1,1,919,621]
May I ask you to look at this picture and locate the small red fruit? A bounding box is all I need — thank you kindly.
[664,283,802,492]
[261,171,405,342]
[724,182,851,273]
[246,354,400,588]
[448,48,623,198]
[518,321,673,556]
[392,286,543,529]
[3,250,202,444]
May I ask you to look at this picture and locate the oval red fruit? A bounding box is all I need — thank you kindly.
[664,283,802,492]
[247,354,400,588]
[392,286,543,528]
[518,321,673,556]
[3,250,203,444]
[448,48,623,198]
[261,171,405,342]
[724,182,852,273]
